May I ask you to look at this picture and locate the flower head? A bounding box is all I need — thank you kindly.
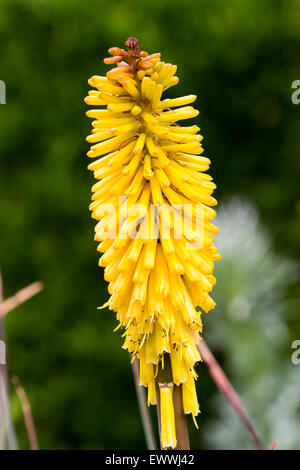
[85,38,220,449]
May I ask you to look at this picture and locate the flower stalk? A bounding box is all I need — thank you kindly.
[11,376,39,450]
[131,356,157,450]
[196,337,266,450]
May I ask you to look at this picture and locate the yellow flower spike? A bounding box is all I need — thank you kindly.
[85,37,220,449]
[159,384,177,450]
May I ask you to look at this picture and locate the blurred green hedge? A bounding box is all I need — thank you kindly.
[0,0,299,449]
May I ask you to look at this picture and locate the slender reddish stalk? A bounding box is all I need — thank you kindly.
[0,278,42,449]
[269,440,278,450]
[196,337,266,450]
[173,384,190,450]
[0,271,18,450]
[11,376,39,450]
[0,281,43,317]
[131,357,157,450]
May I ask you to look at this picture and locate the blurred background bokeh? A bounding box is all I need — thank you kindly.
[0,0,299,450]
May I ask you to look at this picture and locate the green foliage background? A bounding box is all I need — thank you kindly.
[0,0,299,449]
